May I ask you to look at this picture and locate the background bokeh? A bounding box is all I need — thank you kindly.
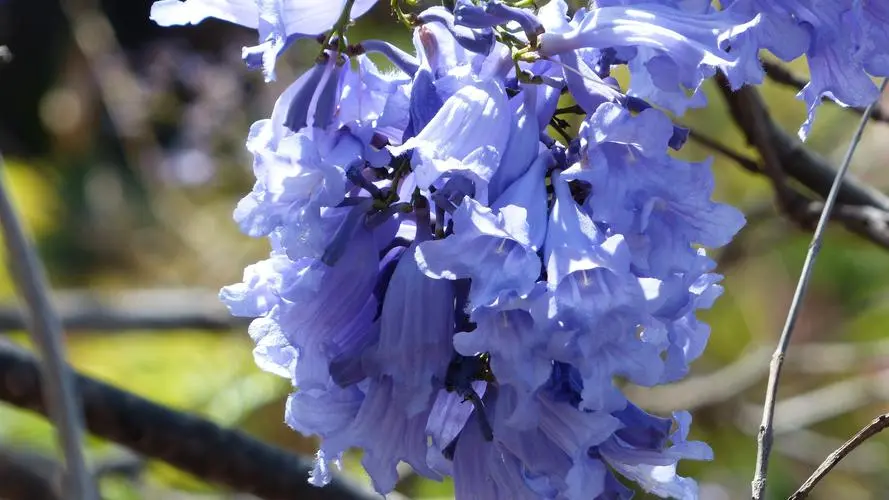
[2,1,889,498]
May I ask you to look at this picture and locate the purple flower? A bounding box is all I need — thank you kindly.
[150,0,379,80]
[453,292,552,427]
[181,0,779,495]
[390,78,512,193]
[365,242,455,416]
[538,2,764,114]
[601,411,713,499]
[573,102,745,276]
[724,0,889,138]
[415,152,551,309]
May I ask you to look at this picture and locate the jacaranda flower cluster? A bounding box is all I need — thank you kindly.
[152,0,889,498]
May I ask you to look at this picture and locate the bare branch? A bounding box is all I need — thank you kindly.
[685,129,760,174]
[0,448,61,500]
[0,340,391,500]
[732,428,889,476]
[714,75,889,212]
[0,288,247,333]
[718,76,798,213]
[0,156,98,499]
[742,78,888,500]
[688,130,889,250]
[762,60,889,125]
[738,369,889,435]
[789,413,889,500]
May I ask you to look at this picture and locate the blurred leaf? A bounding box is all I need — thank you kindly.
[99,476,144,500]
[2,159,59,236]
[65,331,253,410]
[0,159,59,298]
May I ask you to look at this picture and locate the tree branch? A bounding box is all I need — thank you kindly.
[0,289,247,333]
[0,155,97,499]
[688,130,889,250]
[730,75,888,500]
[715,74,889,212]
[0,448,61,500]
[762,60,889,125]
[788,413,889,500]
[0,340,390,500]
[738,368,889,436]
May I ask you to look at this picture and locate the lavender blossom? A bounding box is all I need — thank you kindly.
[151,0,379,80]
[722,0,889,138]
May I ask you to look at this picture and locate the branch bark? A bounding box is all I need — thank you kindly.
[0,156,97,500]
[789,413,889,500]
[0,448,61,500]
[0,340,388,500]
[703,75,889,251]
[688,129,889,251]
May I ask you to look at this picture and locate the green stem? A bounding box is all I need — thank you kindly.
[391,0,414,30]
[509,0,536,8]
[322,0,357,51]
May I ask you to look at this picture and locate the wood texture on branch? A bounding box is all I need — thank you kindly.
[789,413,889,499]
[0,340,388,500]
[715,73,889,211]
[710,74,889,250]
[0,448,61,500]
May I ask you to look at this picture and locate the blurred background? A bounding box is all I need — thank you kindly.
[2,1,889,499]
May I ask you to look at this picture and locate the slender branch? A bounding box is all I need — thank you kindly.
[0,288,247,333]
[719,77,797,212]
[0,156,98,499]
[686,129,760,174]
[748,78,889,500]
[788,413,889,500]
[715,75,889,212]
[738,369,889,436]
[688,130,889,251]
[0,448,62,500]
[762,60,889,125]
[0,340,390,500]
[732,427,889,476]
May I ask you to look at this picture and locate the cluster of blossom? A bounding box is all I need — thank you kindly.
[151,0,889,498]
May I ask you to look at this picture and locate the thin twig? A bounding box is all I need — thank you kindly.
[0,448,62,500]
[0,156,98,499]
[688,130,889,251]
[749,78,889,500]
[685,128,760,174]
[716,77,797,212]
[0,288,247,332]
[788,413,889,499]
[0,340,396,500]
[733,427,889,476]
[738,369,889,436]
[762,60,889,125]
